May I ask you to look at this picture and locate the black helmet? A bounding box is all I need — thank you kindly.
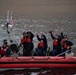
[10,40,13,43]
[3,39,7,44]
[23,32,26,35]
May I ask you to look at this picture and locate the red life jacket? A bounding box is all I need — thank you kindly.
[38,41,44,48]
[1,48,6,55]
[63,43,67,49]
[63,43,71,50]
[21,37,26,44]
[53,39,58,46]
[0,45,9,55]
[26,37,31,43]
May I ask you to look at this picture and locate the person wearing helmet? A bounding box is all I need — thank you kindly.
[60,32,73,56]
[36,32,48,55]
[49,30,61,56]
[1,39,10,57]
[35,40,45,56]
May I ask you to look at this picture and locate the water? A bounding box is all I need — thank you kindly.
[0,16,76,49]
[0,68,76,75]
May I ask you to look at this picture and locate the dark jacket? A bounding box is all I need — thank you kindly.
[27,31,34,42]
[50,32,61,50]
[37,35,48,51]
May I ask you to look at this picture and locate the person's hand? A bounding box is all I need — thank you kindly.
[49,29,53,33]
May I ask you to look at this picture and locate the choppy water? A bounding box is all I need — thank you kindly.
[0,16,76,49]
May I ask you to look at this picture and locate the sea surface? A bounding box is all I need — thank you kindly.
[0,16,76,53]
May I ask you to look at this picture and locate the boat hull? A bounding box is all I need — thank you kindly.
[0,56,76,68]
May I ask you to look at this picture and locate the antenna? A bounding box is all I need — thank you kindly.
[7,10,10,23]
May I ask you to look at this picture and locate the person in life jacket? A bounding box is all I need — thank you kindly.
[20,32,27,47]
[21,31,34,56]
[20,32,27,56]
[27,31,34,42]
[60,33,73,56]
[49,30,61,56]
[36,32,48,55]
[35,40,45,56]
[25,31,34,56]
[0,39,10,57]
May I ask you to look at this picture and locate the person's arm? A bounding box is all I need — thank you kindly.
[50,32,55,40]
[37,35,41,41]
[61,32,64,38]
[49,30,55,40]
[30,32,34,40]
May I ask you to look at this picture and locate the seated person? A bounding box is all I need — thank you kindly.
[34,40,45,56]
